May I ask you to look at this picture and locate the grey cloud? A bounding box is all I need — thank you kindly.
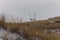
[0,0,60,21]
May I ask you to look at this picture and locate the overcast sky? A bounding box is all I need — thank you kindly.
[0,0,60,22]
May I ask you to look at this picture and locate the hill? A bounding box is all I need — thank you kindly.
[0,16,60,40]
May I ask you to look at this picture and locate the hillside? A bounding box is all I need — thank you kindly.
[2,16,60,33]
[0,16,60,40]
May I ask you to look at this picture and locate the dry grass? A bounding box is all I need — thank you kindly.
[1,15,60,40]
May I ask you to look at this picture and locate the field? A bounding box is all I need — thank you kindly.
[1,16,60,40]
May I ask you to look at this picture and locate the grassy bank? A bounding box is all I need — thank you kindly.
[0,16,60,40]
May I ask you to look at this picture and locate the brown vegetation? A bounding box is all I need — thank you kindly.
[1,15,60,40]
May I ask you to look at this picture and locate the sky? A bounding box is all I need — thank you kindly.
[0,0,60,22]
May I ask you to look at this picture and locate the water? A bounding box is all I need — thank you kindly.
[44,29,60,34]
[0,27,42,40]
[1,27,60,40]
[0,27,25,40]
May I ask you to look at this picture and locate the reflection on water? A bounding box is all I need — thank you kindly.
[0,27,42,40]
[0,27,25,40]
[44,29,60,34]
